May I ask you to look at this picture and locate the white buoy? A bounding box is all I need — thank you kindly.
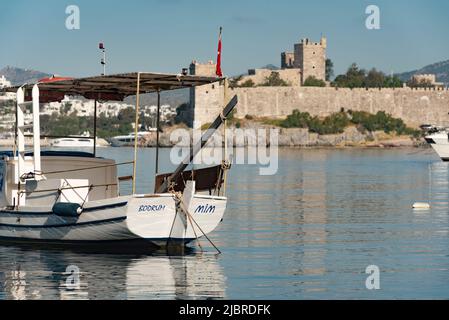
[412,202,431,209]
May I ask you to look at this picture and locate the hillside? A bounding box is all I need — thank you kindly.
[0,66,51,86]
[125,88,189,108]
[396,59,449,85]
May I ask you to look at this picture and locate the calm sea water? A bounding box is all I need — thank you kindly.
[2,147,449,300]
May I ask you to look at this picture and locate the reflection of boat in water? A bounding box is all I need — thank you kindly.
[0,246,226,300]
[0,73,237,249]
[125,256,226,300]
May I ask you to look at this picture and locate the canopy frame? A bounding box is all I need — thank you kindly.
[5,72,223,196]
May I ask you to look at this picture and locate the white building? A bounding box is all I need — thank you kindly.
[41,96,176,123]
[1,91,178,132]
[0,75,11,89]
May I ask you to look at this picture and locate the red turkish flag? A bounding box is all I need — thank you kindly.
[216,27,223,77]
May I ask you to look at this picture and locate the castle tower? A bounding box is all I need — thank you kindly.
[293,36,327,84]
[189,60,225,128]
[281,52,295,69]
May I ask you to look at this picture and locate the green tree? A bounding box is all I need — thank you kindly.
[325,59,334,81]
[175,103,190,125]
[229,75,243,88]
[383,75,403,88]
[239,79,256,87]
[333,63,366,88]
[303,76,326,87]
[345,63,366,88]
[281,109,311,128]
[308,112,350,135]
[61,102,72,115]
[117,107,135,123]
[260,72,289,87]
[364,68,385,88]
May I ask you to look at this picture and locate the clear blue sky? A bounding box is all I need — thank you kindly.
[0,0,448,77]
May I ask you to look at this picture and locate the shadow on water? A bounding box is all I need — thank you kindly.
[0,243,226,300]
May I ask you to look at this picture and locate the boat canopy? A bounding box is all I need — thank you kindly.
[1,72,222,102]
[1,70,233,196]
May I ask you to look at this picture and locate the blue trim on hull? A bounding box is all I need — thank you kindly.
[0,201,128,216]
[0,216,126,229]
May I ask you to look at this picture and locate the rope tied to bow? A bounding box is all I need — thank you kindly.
[169,189,221,254]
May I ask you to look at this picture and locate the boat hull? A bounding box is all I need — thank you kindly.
[429,144,449,161]
[0,194,226,249]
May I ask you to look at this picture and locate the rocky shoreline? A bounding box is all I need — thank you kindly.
[139,126,422,148]
[0,127,423,148]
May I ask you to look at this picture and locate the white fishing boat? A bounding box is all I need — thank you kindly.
[0,72,236,251]
[110,132,151,147]
[51,137,94,148]
[425,128,449,161]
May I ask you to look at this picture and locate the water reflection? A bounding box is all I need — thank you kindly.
[0,246,226,300]
[3,148,449,299]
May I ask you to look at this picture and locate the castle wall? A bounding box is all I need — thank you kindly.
[238,69,301,87]
[193,82,225,128]
[222,86,449,127]
[189,61,225,128]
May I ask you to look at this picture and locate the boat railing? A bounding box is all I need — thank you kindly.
[17,183,117,195]
[34,161,134,176]
[24,134,96,140]
[19,161,135,198]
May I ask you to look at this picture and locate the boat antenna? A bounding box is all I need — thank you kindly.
[99,42,106,76]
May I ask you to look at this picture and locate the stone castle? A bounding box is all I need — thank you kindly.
[188,37,449,129]
[236,36,327,87]
[291,36,327,84]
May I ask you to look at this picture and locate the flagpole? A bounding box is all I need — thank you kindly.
[216,26,223,78]
[216,26,229,196]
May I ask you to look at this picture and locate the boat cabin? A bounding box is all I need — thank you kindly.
[0,72,224,210]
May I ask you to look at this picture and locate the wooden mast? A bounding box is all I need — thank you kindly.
[93,99,97,157]
[132,73,141,194]
[156,95,238,194]
[155,89,161,175]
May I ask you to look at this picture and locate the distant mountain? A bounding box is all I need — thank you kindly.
[0,66,51,86]
[396,60,449,85]
[261,64,280,71]
[125,88,189,109]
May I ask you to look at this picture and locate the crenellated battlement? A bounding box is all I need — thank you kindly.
[300,37,327,48]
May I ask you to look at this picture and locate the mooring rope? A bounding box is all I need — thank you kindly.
[170,189,221,254]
